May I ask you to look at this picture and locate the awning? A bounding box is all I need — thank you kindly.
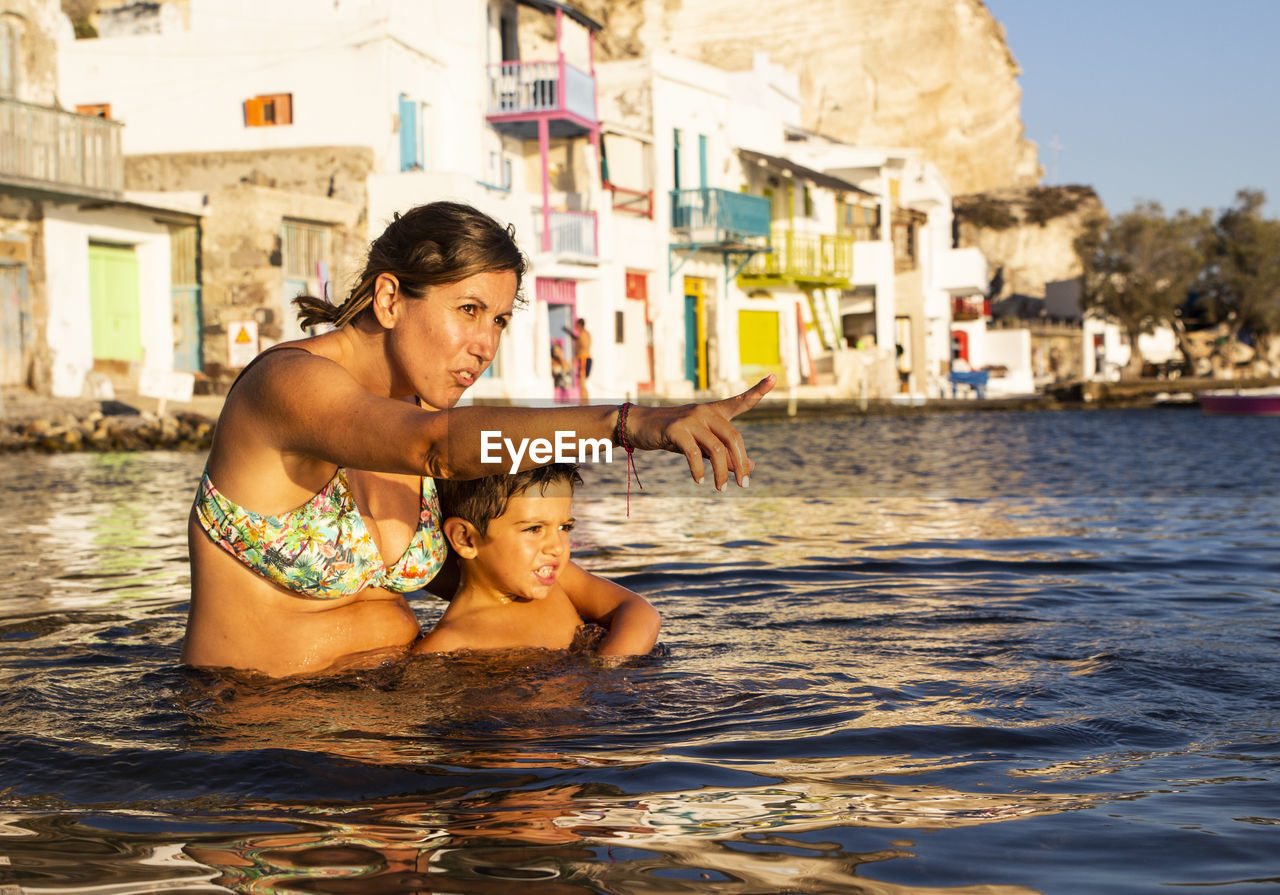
[739,149,877,197]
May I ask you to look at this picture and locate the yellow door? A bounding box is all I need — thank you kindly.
[738,309,784,380]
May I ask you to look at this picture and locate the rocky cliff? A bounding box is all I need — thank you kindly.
[954,185,1104,300]
[578,0,1041,195]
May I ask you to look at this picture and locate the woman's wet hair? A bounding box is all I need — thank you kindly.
[438,464,582,536]
[293,201,528,329]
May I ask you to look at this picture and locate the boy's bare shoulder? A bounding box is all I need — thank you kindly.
[411,620,472,655]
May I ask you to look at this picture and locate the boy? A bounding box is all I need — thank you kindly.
[413,465,660,656]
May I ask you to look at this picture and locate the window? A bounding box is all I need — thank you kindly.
[698,134,708,189]
[281,219,330,280]
[499,13,516,62]
[482,151,513,191]
[244,93,293,127]
[76,103,111,119]
[892,211,922,271]
[625,271,648,301]
[615,310,624,344]
[672,129,681,191]
[841,201,879,241]
[281,219,331,340]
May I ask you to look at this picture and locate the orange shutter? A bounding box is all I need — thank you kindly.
[244,97,265,127]
[244,94,292,127]
[625,271,647,300]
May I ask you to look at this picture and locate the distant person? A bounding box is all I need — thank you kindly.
[413,464,660,656]
[550,340,572,404]
[564,317,592,404]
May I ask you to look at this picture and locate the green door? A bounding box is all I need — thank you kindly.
[89,243,142,361]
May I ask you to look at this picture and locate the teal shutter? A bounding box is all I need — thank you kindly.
[399,95,419,171]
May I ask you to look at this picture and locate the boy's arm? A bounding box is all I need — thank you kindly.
[558,561,661,656]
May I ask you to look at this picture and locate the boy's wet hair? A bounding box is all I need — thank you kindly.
[437,464,581,535]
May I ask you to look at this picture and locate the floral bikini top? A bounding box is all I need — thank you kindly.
[195,467,447,599]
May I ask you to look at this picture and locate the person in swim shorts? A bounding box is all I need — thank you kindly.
[184,201,773,677]
[564,317,592,404]
[413,464,659,656]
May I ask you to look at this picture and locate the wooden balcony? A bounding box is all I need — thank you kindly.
[0,97,124,200]
[739,228,855,288]
[486,60,597,138]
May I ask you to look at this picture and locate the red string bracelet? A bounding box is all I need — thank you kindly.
[616,401,643,516]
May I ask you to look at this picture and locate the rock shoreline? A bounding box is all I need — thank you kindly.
[1,408,215,453]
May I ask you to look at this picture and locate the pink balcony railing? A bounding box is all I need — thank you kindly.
[533,209,598,257]
[487,60,596,122]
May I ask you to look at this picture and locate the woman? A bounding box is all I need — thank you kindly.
[550,340,572,404]
[184,202,773,677]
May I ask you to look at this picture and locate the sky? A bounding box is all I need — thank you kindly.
[983,0,1280,217]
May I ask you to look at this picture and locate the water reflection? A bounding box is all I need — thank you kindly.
[0,452,197,608]
[2,409,1279,893]
[177,775,1078,894]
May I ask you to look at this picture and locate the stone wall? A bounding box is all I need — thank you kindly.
[124,146,373,387]
[4,0,63,105]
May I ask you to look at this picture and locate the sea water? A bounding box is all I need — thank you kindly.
[0,408,1277,894]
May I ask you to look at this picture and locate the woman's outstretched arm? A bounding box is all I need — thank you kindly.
[234,350,775,486]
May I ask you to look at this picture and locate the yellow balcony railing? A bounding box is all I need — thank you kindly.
[0,97,124,199]
[740,229,855,287]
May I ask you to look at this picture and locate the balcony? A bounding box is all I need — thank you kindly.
[0,97,124,200]
[934,246,989,296]
[486,60,597,138]
[670,188,770,247]
[953,295,991,320]
[532,208,598,259]
[739,228,855,288]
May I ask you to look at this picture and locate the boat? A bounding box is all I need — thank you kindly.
[1198,387,1280,416]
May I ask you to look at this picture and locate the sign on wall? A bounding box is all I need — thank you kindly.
[226,320,260,368]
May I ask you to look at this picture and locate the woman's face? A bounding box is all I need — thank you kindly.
[392,269,517,408]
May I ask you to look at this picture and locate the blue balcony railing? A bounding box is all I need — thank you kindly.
[670,189,771,243]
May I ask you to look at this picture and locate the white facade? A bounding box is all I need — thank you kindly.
[59,0,488,177]
[40,200,198,397]
[55,1,994,404]
[598,53,819,397]
[57,0,642,403]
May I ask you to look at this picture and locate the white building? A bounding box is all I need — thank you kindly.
[787,138,1013,398]
[55,0,993,404]
[59,0,643,402]
[2,0,200,399]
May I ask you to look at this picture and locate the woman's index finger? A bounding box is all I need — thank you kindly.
[721,374,777,420]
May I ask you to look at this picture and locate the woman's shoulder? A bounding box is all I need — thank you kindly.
[211,342,361,467]
[226,341,361,409]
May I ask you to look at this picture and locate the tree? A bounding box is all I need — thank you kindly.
[1201,190,1280,373]
[1074,202,1210,378]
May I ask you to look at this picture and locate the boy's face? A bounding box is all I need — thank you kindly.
[469,480,575,601]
